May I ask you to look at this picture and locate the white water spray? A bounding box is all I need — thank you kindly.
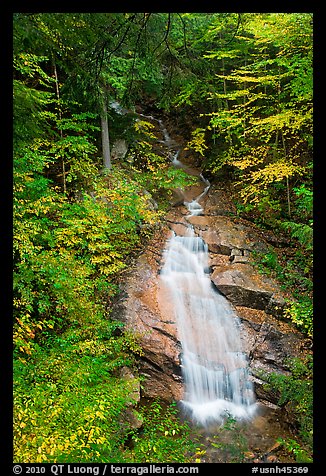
[160,140,256,426]
[106,102,257,425]
[160,220,256,425]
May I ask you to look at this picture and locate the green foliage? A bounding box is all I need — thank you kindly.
[56,172,159,274]
[13,54,55,146]
[185,128,208,156]
[262,356,313,454]
[280,183,313,250]
[253,243,313,337]
[281,221,313,250]
[277,438,313,464]
[13,52,55,87]
[292,184,313,218]
[127,119,197,204]
[13,165,161,356]
[284,297,313,337]
[13,56,162,358]
[127,401,197,463]
[197,13,313,229]
[14,316,143,463]
[103,56,134,98]
[256,249,280,273]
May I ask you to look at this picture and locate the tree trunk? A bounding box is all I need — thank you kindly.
[101,97,111,171]
[220,31,229,111]
[281,132,291,218]
[286,175,291,218]
[53,59,67,194]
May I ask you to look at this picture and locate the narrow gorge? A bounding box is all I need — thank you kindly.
[111,114,311,462]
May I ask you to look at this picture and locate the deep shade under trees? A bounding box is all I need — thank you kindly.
[13,12,313,463]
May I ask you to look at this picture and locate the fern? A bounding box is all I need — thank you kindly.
[262,356,313,452]
[281,220,313,250]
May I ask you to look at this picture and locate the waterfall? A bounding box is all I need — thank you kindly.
[108,101,257,425]
[159,128,256,426]
[160,219,256,425]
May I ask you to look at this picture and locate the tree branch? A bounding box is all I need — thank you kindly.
[152,13,171,56]
[223,13,242,47]
[125,13,152,99]
[87,14,138,81]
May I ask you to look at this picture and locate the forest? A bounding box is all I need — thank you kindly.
[13,13,313,465]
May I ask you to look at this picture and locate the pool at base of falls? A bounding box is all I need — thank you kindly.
[181,399,257,426]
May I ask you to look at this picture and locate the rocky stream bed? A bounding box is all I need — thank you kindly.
[110,114,312,463]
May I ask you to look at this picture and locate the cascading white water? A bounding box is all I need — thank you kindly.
[160,167,256,427]
[108,103,257,425]
[160,219,256,425]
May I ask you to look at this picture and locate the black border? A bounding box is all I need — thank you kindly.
[4,3,322,474]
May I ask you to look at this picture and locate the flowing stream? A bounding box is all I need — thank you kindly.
[158,123,257,426]
[110,102,257,425]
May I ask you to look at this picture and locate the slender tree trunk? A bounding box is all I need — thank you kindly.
[243,54,247,104]
[264,48,267,96]
[273,130,279,159]
[219,32,232,145]
[53,59,67,194]
[100,96,111,171]
[221,58,228,110]
[243,54,247,137]
[220,31,229,111]
[286,175,291,218]
[281,132,291,218]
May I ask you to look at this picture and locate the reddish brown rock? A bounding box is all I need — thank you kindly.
[111,226,183,401]
[211,263,277,310]
[110,174,307,413]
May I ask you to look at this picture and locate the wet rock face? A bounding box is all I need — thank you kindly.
[111,226,184,401]
[111,186,308,411]
[235,307,308,406]
[186,213,286,316]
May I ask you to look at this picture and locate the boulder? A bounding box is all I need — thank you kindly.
[188,215,269,255]
[211,263,286,315]
[203,183,238,217]
[111,139,128,161]
[231,255,250,264]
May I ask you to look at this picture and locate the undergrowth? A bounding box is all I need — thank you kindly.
[261,356,313,462]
